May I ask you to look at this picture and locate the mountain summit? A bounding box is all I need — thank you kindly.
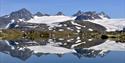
[56,12,64,16]
[9,8,33,21]
[34,12,44,16]
[75,11,110,20]
[73,10,82,16]
[34,12,50,16]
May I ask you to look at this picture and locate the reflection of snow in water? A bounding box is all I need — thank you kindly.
[0,39,125,55]
[27,45,76,54]
[26,39,125,55]
[88,40,125,51]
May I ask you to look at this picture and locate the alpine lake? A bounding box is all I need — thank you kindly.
[0,29,125,63]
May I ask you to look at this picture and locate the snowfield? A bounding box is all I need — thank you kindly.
[88,19,125,31]
[27,16,76,24]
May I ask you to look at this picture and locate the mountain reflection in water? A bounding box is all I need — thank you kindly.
[0,37,125,63]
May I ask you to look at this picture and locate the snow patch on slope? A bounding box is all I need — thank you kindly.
[5,20,15,29]
[99,15,109,20]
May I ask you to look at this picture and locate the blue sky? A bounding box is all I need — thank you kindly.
[0,0,125,18]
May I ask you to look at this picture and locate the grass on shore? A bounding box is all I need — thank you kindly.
[0,29,125,42]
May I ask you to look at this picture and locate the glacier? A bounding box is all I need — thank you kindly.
[26,15,125,31]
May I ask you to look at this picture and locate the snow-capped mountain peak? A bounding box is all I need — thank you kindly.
[75,11,110,20]
[0,8,125,32]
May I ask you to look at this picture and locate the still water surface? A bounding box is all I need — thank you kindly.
[0,37,125,63]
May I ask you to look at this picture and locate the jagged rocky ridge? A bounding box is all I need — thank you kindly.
[75,11,110,20]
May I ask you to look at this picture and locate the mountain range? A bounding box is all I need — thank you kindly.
[0,8,125,32]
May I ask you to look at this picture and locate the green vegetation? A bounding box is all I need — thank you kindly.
[78,30,106,40]
[51,31,77,38]
[24,30,49,40]
[0,29,23,40]
[0,29,125,42]
[106,31,125,42]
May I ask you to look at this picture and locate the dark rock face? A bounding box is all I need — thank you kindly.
[0,17,17,29]
[75,11,110,20]
[9,8,33,21]
[1,15,10,18]
[34,12,50,16]
[75,14,96,20]
[49,20,106,33]
[56,12,64,15]
[7,21,17,29]
[44,14,50,16]
[34,12,44,16]
[73,10,82,16]
[123,28,125,32]
[74,20,106,32]
[98,12,110,19]
[0,17,11,28]
[75,11,101,20]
